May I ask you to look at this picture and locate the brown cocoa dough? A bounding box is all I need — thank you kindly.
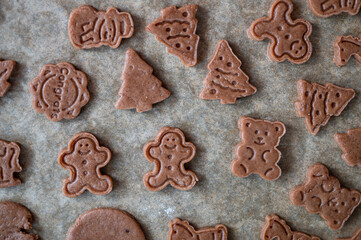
[334,35,361,67]
[0,59,15,97]
[0,139,21,188]
[307,0,361,17]
[334,126,361,168]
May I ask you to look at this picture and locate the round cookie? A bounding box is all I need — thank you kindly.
[0,201,38,239]
[66,208,146,240]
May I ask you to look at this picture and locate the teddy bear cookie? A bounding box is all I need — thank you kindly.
[231,117,286,181]
[168,218,228,240]
[334,126,361,168]
[290,163,361,230]
[58,132,113,198]
[115,49,170,112]
[307,0,361,17]
[68,5,134,49]
[248,0,313,64]
[261,214,320,240]
[334,34,361,67]
[146,4,199,67]
[66,208,145,240]
[0,59,15,97]
[337,225,361,240]
[29,62,90,121]
[0,139,22,188]
[0,201,38,239]
[143,127,198,191]
[295,79,355,135]
[199,39,257,104]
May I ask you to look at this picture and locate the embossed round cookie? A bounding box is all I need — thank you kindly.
[0,201,38,239]
[29,62,90,121]
[66,208,146,240]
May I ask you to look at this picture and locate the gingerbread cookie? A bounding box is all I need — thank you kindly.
[307,0,361,17]
[337,225,361,240]
[295,79,355,135]
[0,59,15,97]
[0,201,38,239]
[261,214,320,240]
[168,218,227,240]
[231,117,286,181]
[0,139,21,188]
[68,5,134,49]
[29,62,90,122]
[290,163,361,230]
[146,4,199,67]
[334,126,361,168]
[334,35,361,67]
[58,132,113,197]
[199,40,257,104]
[248,0,313,64]
[67,208,145,240]
[115,49,170,112]
[143,127,198,191]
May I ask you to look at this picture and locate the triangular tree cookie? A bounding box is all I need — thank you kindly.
[115,49,170,112]
[146,4,199,67]
[295,79,355,135]
[0,60,15,97]
[199,40,257,104]
[334,126,361,168]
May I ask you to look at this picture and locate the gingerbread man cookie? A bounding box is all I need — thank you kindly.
[67,208,146,240]
[261,215,320,240]
[143,127,198,191]
[248,0,313,64]
[334,34,361,67]
[290,163,361,230]
[58,132,113,198]
[231,117,286,181]
[334,126,361,168]
[168,218,228,240]
[308,0,361,17]
[68,5,134,49]
[0,59,15,97]
[146,4,200,67]
[295,79,355,135]
[0,139,21,188]
[29,62,90,121]
[0,201,38,239]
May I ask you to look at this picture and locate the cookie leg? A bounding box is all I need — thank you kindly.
[64,180,85,197]
[145,170,169,189]
[171,170,196,188]
[260,165,281,181]
[230,159,251,178]
[89,177,112,193]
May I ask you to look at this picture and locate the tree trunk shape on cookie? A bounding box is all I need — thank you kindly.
[115,49,170,113]
[334,35,361,67]
[146,4,199,67]
[307,0,361,17]
[295,79,355,135]
[199,40,257,104]
[168,218,228,240]
[0,60,15,97]
[334,126,361,168]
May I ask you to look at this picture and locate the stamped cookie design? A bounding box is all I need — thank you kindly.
[308,0,361,17]
[0,59,15,97]
[334,35,361,67]
[0,201,38,240]
[146,4,199,67]
[68,5,134,49]
[231,117,286,181]
[168,218,227,240]
[143,127,198,191]
[290,163,361,230]
[248,0,313,64]
[337,225,361,240]
[67,208,146,240]
[0,139,21,188]
[29,62,90,122]
[261,215,320,240]
[334,126,361,168]
[295,79,355,135]
[58,132,113,198]
[115,49,170,112]
[199,40,257,104]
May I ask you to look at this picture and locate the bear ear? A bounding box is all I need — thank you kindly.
[240,117,255,128]
[273,122,285,136]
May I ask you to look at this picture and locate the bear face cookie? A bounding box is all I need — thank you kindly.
[231,117,286,181]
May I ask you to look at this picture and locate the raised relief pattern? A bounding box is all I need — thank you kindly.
[334,35,361,67]
[308,0,361,17]
[0,140,21,188]
[334,126,361,168]
[0,60,15,97]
